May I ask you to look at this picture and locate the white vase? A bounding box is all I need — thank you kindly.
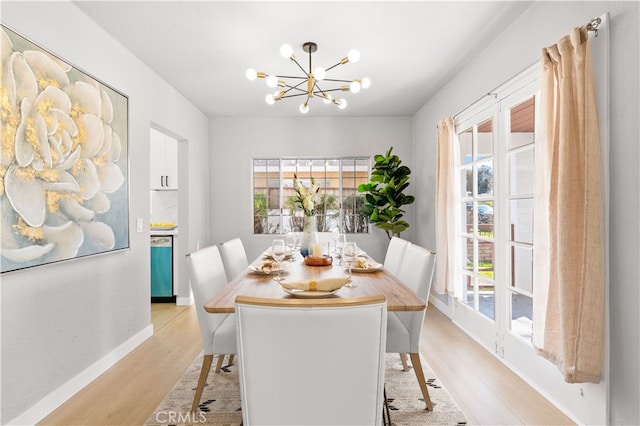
[299,215,319,257]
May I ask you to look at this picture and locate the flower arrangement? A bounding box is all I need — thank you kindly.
[292,173,320,216]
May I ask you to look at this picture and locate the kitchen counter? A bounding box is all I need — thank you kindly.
[150,227,178,236]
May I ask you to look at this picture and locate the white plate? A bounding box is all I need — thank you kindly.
[248,264,288,275]
[337,250,367,259]
[281,287,341,298]
[350,263,383,273]
[263,249,294,259]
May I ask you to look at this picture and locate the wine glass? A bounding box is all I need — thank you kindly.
[331,229,340,255]
[342,241,358,288]
[293,231,301,254]
[336,233,347,261]
[285,232,296,259]
[271,239,286,282]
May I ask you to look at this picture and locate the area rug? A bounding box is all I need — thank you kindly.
[147,353,468,425]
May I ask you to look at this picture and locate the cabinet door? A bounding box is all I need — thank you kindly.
[150,128,178,190]
[150,128,165,189]
[163,134,178,189]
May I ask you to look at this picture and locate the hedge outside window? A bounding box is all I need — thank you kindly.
[253,158,370,234]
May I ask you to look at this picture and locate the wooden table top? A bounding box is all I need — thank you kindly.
[205,252,426,313]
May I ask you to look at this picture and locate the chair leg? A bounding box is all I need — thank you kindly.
[382,384,392,426]
[191,354,214,412]
[228,354,235,366]
[214,354,225,373]
[399,353,410,371]
[409,352,433,411]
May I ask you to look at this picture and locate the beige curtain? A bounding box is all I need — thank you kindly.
[434,117,456,295]
[532,26,604,383]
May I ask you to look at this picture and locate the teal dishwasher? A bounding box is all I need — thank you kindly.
[150,236,175,302]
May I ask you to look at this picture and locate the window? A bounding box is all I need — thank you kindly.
[253,157,370,234]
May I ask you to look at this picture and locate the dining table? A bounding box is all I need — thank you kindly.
[204,249,426,313]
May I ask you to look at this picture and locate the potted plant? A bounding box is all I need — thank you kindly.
[357,147,415,239]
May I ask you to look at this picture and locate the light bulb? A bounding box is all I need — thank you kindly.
[299,102,309,114]
[337,99,347,109]
[246,68,257,81]
[265,94,275,105]
[361,77,371,89]
[280,44,293,59]
[349,81,361,93]
[322,93,333,104]
[314,67,326,81]
[266,75,278,88]
[347,49,360,63]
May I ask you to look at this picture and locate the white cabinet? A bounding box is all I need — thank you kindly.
[150,128,178,190]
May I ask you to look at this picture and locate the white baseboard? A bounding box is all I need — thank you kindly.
[7,325,153,426]
[176,295,193,306]
[428,294,452,318]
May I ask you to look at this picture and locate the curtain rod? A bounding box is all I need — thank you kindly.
[587,17,601,36]
[439,16,603,127]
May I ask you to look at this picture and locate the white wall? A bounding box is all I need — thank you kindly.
[209,117,415,264]
[413,1,639,424]
[0,2,211,423]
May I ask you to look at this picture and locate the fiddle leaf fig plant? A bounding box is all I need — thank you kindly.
[357,147,415,239]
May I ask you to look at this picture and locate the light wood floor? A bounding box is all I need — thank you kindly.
[39,303,574,425]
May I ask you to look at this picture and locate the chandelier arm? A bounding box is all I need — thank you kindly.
[320,78,355,83]
[312,80,326,93]
[290,57,310,76]
[324,61,345,72]
[283,80,307,91]
[315,88,347,93]
[279,92,310,99]
[283,86,307,94]
[271,75,308,80]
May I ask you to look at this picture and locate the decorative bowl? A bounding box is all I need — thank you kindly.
[304,256,333,266]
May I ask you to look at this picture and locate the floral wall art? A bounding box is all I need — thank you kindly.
[0,25,129,273]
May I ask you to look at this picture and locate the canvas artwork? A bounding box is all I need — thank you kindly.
[1,24,130,273]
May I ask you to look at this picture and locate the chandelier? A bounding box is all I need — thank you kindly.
[246,42,370,114]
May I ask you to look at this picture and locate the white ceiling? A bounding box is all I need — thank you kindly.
[74,1,532,118]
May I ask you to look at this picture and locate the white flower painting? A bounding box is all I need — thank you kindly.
[1,25,129,273]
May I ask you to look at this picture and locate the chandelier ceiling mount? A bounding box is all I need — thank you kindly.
[246,41,370,114]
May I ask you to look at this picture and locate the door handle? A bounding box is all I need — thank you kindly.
[165,175,169,187]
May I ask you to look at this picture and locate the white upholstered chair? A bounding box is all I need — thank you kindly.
[235,295,388,426]
[383,236,410,276]
[186,245,237,412]
[386,244,436,410]
[218,237,249,281]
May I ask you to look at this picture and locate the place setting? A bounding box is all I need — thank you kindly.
[248,239,290,280]
[247,260,289,276]
[279,276,351,298]
[341,241,383,274]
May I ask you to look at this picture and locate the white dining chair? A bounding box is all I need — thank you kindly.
[383,236,410,276]
[218,237,249,281]
[235,295,388,426]
[186,245,237,412]
[386,244,436,411]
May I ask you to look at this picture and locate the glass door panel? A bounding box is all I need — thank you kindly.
[504,92,536,352]
[509,199,533,244]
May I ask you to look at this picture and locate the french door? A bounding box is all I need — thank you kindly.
[451,67,540,373]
